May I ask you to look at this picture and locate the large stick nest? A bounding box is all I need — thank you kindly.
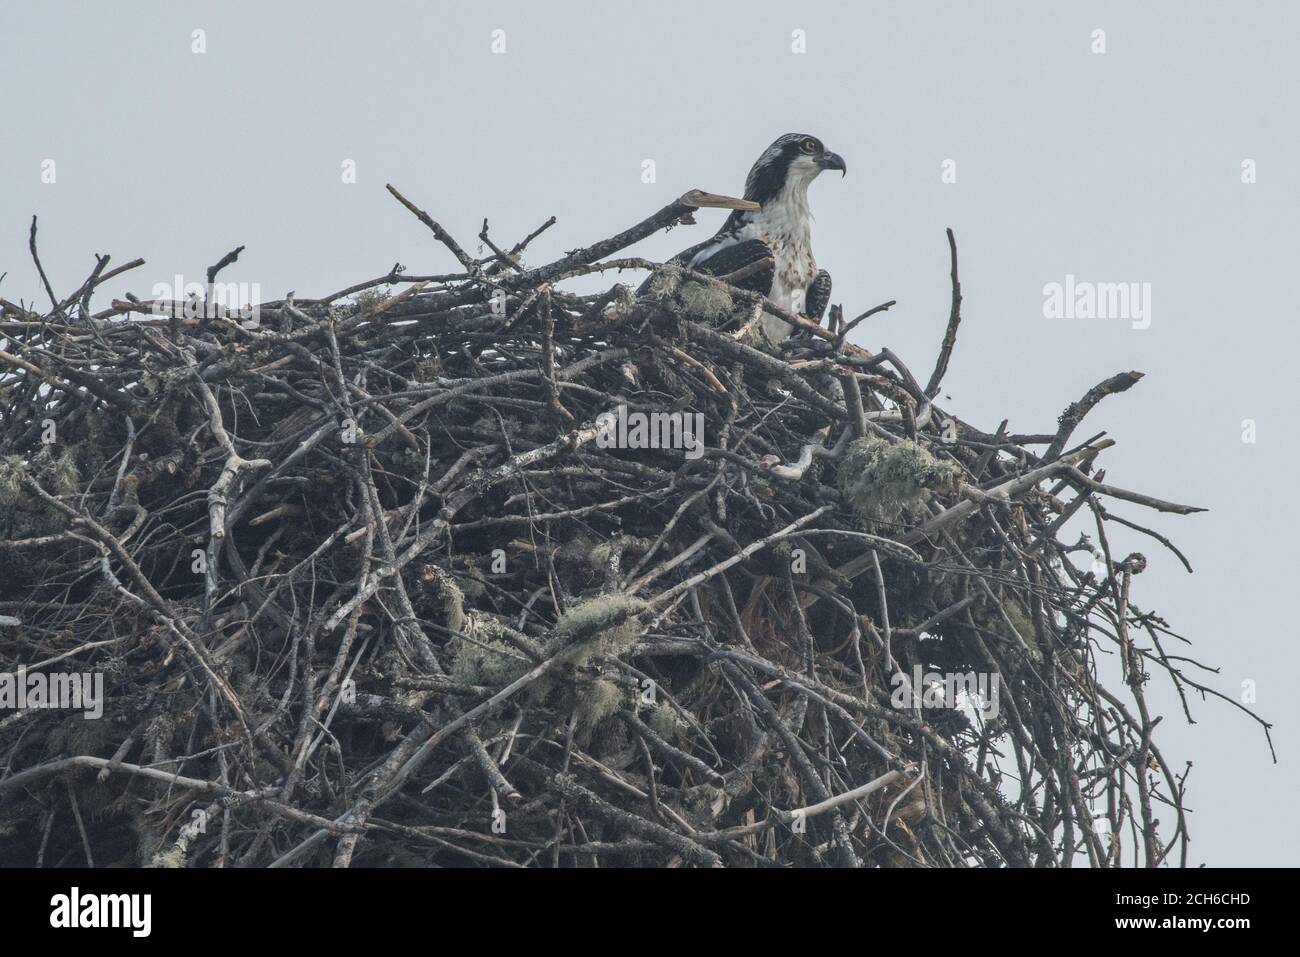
[0,191,1270,867]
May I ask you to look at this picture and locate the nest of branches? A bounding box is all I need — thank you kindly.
[0,187,1268,868]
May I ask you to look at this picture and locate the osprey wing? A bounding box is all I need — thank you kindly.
[679,237,774,297]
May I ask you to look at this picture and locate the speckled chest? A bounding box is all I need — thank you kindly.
[738,201,816,311]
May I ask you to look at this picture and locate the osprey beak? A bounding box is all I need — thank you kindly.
[818,150,847,176]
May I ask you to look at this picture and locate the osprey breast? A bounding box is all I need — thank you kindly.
[765,232,816,313]
[746,181,817,309]
[751,230,814,343]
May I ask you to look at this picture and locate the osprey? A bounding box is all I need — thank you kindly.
[664,133,845,343]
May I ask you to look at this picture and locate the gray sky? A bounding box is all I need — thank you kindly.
[2,0,1295,866]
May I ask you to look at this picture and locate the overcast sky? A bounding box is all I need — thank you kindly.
[2,0,1295,866]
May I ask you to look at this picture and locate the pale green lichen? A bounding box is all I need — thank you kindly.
[990,595,1042,663]
[609,283,637,317]
[0,456,24,507]
[350,286,392,316]
[448,615,533,687]
[46,446,80,497]
[574,676,624,730]
[646,263,735,323]
[150,829,192,869]
[677,280,734,321]
[422,565,466,634]
[456,565,489,603]
[586,539,617,572]
[647,702,689,743]
[838,435,962,524]
[646,263,683,300]
[555,594,648,666]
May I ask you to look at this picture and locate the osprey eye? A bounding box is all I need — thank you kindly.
[801,139,818,154]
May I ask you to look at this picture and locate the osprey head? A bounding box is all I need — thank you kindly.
[743,133,846,204]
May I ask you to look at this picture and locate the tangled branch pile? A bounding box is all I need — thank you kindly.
[0,189,1268,868]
